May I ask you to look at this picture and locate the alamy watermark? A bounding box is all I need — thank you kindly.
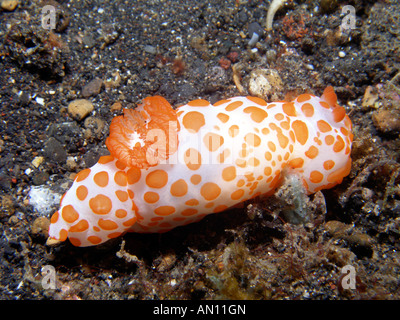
[341,264,356,290]
[340,5,356,33]
[41,5,56,30]
[41,265,56,290]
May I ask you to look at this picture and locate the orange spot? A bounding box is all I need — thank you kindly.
[115,209,128,218]
[222,166,236,182]
[205,202,214,208]
[264,166,272,176]
[264,151,272,161]
[340,127,349,136]
[182,111,205,133]
[325,135,335,145]
[115,190,129,202]
[301,103,314,117]
[127,167,141,184]
[277,132,289,149]
[146,170,168,188]
[184,148,202,171]
[321,86,337,107]
[214,99,231,106]
[217,113,230,123]
[280,120,290,130]
[243,106,268,123]
[75,168,91,182]
[59,229,68,241]
[89,194,112,215]
[323,160,335,170]
[98,155,114,164]
[297,94,312,103]
[185,198,199,206]
[282,102,297,117]
[310,170,324,184]
[332,106,346,123]
[76,185,88,201]
[275,113,284,121]
[203,132,224,152]
[288,158,304,168]
[314,137,323,145]
[181,208,198,216]
[317,120,332,133]
[187,99,209,107]
[108,232,123,239]
[333,135,345,152]
[305,145,319,159]
[87,236,102,245]
[246,96,267,106]
[170,179,188,197]
[218,149,231,163]
[228,125,239,137]
[289,130,296,142]
[105,96,179,169]
[248,157,260,167]
[225,101,243,111]
[123,217,137,227]
[190,174,202,185]
[239,146,249,158]
[154,206,176,216]
[327,157,352,183]
[268,141,276,152]
[231,189,244,200]
[50,211,59,224]
[320,101,331,109]
[244,133,261,147]
[292,120,309,145]
[262,127,270,135]
[93,171,109,188]
[115,160,126,170]
[69,238,81,246]
[114,171,127,187]
[236,159,247,168]
[62,205,79,223]
[213,205,228,213]
[144,191,160,204]
[200,182,221,201]
[69,219,89,233]
[236,179,245,187]
[98,219,118,230]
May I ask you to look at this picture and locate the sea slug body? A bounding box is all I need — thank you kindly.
[48,87,353,247]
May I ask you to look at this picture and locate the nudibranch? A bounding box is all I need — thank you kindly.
[48,87,352,247]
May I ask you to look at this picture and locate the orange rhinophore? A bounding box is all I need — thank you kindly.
[48,87,352,247]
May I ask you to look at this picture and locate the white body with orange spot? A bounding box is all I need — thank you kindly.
[48,87,353,247]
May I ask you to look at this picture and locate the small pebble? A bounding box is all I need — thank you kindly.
[0,195,15,218]
[110,101,122,112]
[372,109,400,133]
[66,156,77,171]
[84,116,105,139]
[68,99,94,121]
[1,0,19,11]
[82,78,103,98]
[31,216,50,237]
[44,137,67,163]
[248,68,283,99]
[338,51,346,58]
[35,96,45,106]
[362,86,379,108]
[32,156,45,168]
